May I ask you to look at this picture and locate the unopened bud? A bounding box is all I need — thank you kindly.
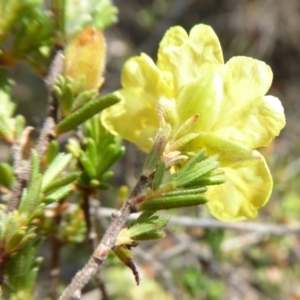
[64,27,106,94]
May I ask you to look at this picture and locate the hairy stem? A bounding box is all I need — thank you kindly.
[58,173,152,300]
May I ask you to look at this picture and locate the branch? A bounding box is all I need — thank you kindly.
[7,52,63,212]
[96,208,300,236]
[58,173,152,300]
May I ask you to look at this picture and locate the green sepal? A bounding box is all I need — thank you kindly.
[152,160,165,191]
[41,153,73,191]
[43,171,80,194]
[55,93,121,134]
[0,162,15,189]
[168,132,199,152]
[143,126,170,175]
[174,114,199,140]
[137,194,208,211]
[43,185,73,204]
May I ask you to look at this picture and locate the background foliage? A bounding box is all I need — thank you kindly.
[1,0,300,299]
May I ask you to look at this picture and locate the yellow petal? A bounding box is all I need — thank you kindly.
[206,151,272,222]
[177,71,223,132]
[102,54,172,151]
[121,53,172,99]
[101,90,159,152]
[157,24,223,95]
[211,95,286,148]
[219,57,273,114]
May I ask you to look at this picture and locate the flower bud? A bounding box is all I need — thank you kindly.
[64,26,106,95]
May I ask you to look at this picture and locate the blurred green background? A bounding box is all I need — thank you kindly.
[4,0,300,299]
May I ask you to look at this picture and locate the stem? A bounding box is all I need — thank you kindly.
[7,52,63,212]
[58,173,152,300]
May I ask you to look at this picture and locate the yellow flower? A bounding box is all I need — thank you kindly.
[102,24,285,222]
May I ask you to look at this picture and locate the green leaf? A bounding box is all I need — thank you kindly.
[6,239,43,296]
[96,145,125,177]
[152,160,165,191]
[41,153,73,191]
[43,185,73,204]
[19,174,42,215]
[167,154,220,188]
[72,89,98,111]
[137,194,208,211]
[0,162,15,188]
[79,155,97,179]
[162,186,207,197]
[55,93,120,134]
[43,171,80,194]
[44,140,59,164]
[54,75,75,116]
[18,150,42,215]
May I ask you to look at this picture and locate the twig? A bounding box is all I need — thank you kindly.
[96,208,300,236]
[7,52,63,213]
[58,173,152,300]
[81,191,109,300]
[36,51,63,158]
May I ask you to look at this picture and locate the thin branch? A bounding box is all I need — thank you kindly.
[36,51,64,158]
[7,52,63,213]
[58,173,152,300]
[81,191,109,300]
[7,126,34,212]
[96,208,300,236]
